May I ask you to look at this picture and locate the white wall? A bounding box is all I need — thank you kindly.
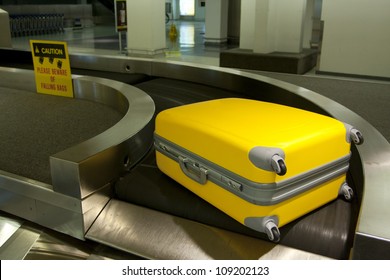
[204,0,229,44]
[253,0,276,53]
[302,0,314,49]
[0,9,12,48]
[273,0,306,53]
[320,0,390,78]
[240,0,306,53]
[239,0,255,49]
[127,0,166,55]
[195,0,206,21]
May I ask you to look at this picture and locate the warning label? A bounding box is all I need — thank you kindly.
[32,42,67,59]
[30,40,73,98]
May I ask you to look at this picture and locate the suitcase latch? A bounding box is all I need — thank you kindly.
[178,156,208,185]
[221,176,243,192]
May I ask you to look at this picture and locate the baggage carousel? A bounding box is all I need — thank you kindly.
[0,50,390,260]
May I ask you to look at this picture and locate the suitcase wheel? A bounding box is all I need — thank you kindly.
[271,155,287,176]
[339,182,354,201]
[350,128,364,145]
[265,220,281,243]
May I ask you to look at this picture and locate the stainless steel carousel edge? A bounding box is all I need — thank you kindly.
[0,66,155,241]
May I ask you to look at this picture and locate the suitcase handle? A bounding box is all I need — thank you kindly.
[179,156,208,185]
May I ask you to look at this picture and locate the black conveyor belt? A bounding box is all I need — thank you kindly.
[115,78,360,259]
[0,86,123,184]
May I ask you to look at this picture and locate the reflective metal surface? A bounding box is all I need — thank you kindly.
[0,211,143,260]
[0,66,155,240]
[0,215,22,247]
[51,75,155,199]
[0,213,41,260]
[87,199,330,260]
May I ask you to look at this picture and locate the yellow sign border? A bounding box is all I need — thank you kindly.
[30,40,74,98]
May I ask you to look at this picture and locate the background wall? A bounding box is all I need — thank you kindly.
[194,0,205,21]
[239,0,255,49]
[227,0,240,45]
[240,0,307,53]
[319,0,390,78]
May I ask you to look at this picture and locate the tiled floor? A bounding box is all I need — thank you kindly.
[11,20,223,66]
[11,20,390,85]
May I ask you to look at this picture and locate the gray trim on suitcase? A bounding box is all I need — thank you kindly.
[154,134,350,206]
[244,215,279,241]
[248,146,285,172]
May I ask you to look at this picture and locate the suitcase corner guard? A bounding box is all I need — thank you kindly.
[344,123,364,145]
[245,216,280,242]
[248,146,287,176]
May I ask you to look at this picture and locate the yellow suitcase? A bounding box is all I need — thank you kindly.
[154,98,363,241]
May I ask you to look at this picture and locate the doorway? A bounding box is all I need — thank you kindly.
[180,0,195,20]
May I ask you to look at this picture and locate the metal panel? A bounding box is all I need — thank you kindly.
[0,170,82,213]
[69,53,153,75]
[0,67,155,240]
[86,199,330,260]
[80,184,113,233]
[0,67,36,91]
[35,200,85,240]
[0,171,85,240]
[0,225,41,260]
[50,76,155,199]
[0,216,22,248]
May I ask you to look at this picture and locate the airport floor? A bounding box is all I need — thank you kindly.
[11,20,222,66]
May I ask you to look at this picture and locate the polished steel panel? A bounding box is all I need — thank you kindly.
[0,211,145,260]
[0,171,86,240]
[51,76,155,199]
[81,184,112,233]
[0,187,85,240]
[87,199,330,260]
[0,223,41,260]
[258,245,331,260]
[0,170,81,212]
[69,53,153,75]
[0,66,36,91]
[0,215,22,247]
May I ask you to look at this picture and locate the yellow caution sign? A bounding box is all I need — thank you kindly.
[30,40,74,98]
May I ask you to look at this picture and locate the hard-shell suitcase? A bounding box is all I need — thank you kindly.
[154,98,363,242]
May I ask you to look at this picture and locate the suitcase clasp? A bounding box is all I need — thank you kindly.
[179,156,208,185]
